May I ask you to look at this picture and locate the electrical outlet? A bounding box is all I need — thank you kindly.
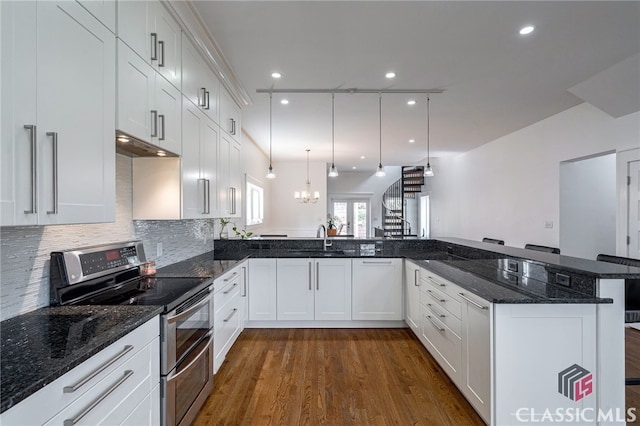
[544,220,553,229]
[157,242,163,257]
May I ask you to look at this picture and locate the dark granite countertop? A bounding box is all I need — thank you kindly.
[0,305,161,413]
[155,252,243,279]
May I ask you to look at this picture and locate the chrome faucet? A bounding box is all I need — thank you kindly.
[316,224,332,250]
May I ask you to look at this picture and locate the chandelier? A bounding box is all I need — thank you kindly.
[294,149,320,203]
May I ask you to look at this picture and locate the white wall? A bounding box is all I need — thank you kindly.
[430,103,640,250]
[268,159,328,237]
[559,153,616,259]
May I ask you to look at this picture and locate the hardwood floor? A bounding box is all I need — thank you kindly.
[194,328,484,426]
[193,327,640,425]
[627,327,640,417]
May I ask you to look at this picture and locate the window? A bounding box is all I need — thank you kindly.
[246,178,264,226]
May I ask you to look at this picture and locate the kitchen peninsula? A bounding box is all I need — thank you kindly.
[2,237,638,425]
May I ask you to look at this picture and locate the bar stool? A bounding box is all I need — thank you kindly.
[524,244,560,254]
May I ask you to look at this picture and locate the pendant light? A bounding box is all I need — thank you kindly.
[294,149,320,203]
[266,93,276,179]
[375,93,386,177]
[424,94,434,177]
[328,93,339,177]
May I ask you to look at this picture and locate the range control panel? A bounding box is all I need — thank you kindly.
[79,246,140,276]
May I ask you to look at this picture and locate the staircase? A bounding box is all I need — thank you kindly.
[381,166,425,238]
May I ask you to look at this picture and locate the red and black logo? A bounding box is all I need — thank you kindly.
[558,364,593,401]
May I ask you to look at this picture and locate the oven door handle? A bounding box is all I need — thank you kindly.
[166,332,213,383]
[166,290,211,324]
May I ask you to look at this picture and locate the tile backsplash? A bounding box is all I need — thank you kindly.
[0,155,215,321]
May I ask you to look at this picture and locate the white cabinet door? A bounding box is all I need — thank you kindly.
[77,0,116,33]
[2,1,115,226]
[229,140,242,217]
[154,3,181,89]
[248,259,277,321]
[404,261,421,334]
[153,75,181,155]
[459,290,491,423]
[240,263,249,327]
[117,40,155,143]
[352,258,403,320]
[277,259,315,320]
[217,133,231,217]
[36,1,115,225]
[220,88,241,141]
[181,33,219,123]
[182,99,205,219]
[1,0,38,226]
[117,0,180,89]
[315,259,352,320]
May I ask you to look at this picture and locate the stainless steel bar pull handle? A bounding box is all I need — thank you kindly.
[230,118,236,135]
[229,187,236,214]
[158,40,165,67]
[150,110,158,137]
[199,88,207,107]
[158,114,165,140]
[308,262,312,290]
[242,266,247,297]
[204,90,210,110]
[426,315,445,332]
[223,308,238,322]
[23,125,37,214]
[198,178,206,214]
[316,262,320,290]
[458,293,489,310]
[414,269,419,286]
[223,272,239,282]
[150,33,158,61]
[222,282,237,294]
[64,370,134,426]
[64,345,133,393]
[46,132,58,214]
[205,179,210,214]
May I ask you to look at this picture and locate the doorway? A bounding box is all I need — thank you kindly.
[330,197,370,238]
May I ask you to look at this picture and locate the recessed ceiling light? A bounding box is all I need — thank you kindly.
[519,25,535,35]
[352,166,357,170]
[409,139,415,143]
[280,99,289,105]
[360,155,365,159]
[385,72,396,79]
[271,72,282,79]
[117,136,130,143]
[407,100,416,106]
[157,151,166,157]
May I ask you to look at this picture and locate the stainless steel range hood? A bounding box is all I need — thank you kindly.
[115,131,179,158]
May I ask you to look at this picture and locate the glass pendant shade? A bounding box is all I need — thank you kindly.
[266,165,276,179]
[375,163,386,177]
[424,163,434,177]
[328,163,339,177]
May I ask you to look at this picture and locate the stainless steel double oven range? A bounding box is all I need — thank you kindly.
[50,241,214,426]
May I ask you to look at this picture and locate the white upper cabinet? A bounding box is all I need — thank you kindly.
[182,34,220,123]
[117,41,181,155]
[1,1,116,226]
[117,0,181,89]
[77,0,116,33]
[220,88,241,142]
[182,97,218,219]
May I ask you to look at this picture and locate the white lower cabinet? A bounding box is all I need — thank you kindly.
[352,258,403,320]
[276,258,352,321]
[248,259,277,321]
[214,264,244,374]
[404,261,421,334]
[0,317,160,426]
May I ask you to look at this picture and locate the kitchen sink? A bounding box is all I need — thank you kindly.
[279,250,345,257]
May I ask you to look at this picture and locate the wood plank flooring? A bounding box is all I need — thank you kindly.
[194,328,484,426]
[194,327,640,425]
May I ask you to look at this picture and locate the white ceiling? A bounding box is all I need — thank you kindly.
[193,1,640,172]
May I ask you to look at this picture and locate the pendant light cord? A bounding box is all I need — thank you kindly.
[332,93,335,164]
[378,93,382,166]
[269,93,273,167]
[427,94,430,162]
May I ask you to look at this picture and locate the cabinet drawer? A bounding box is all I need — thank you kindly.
[214,293,241,373]
[421,284,462,319]
[420,271,462,301]
[421,306,461,379]
[44,336,159,426]
[424,299,462,337]
[214,271,241,311]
